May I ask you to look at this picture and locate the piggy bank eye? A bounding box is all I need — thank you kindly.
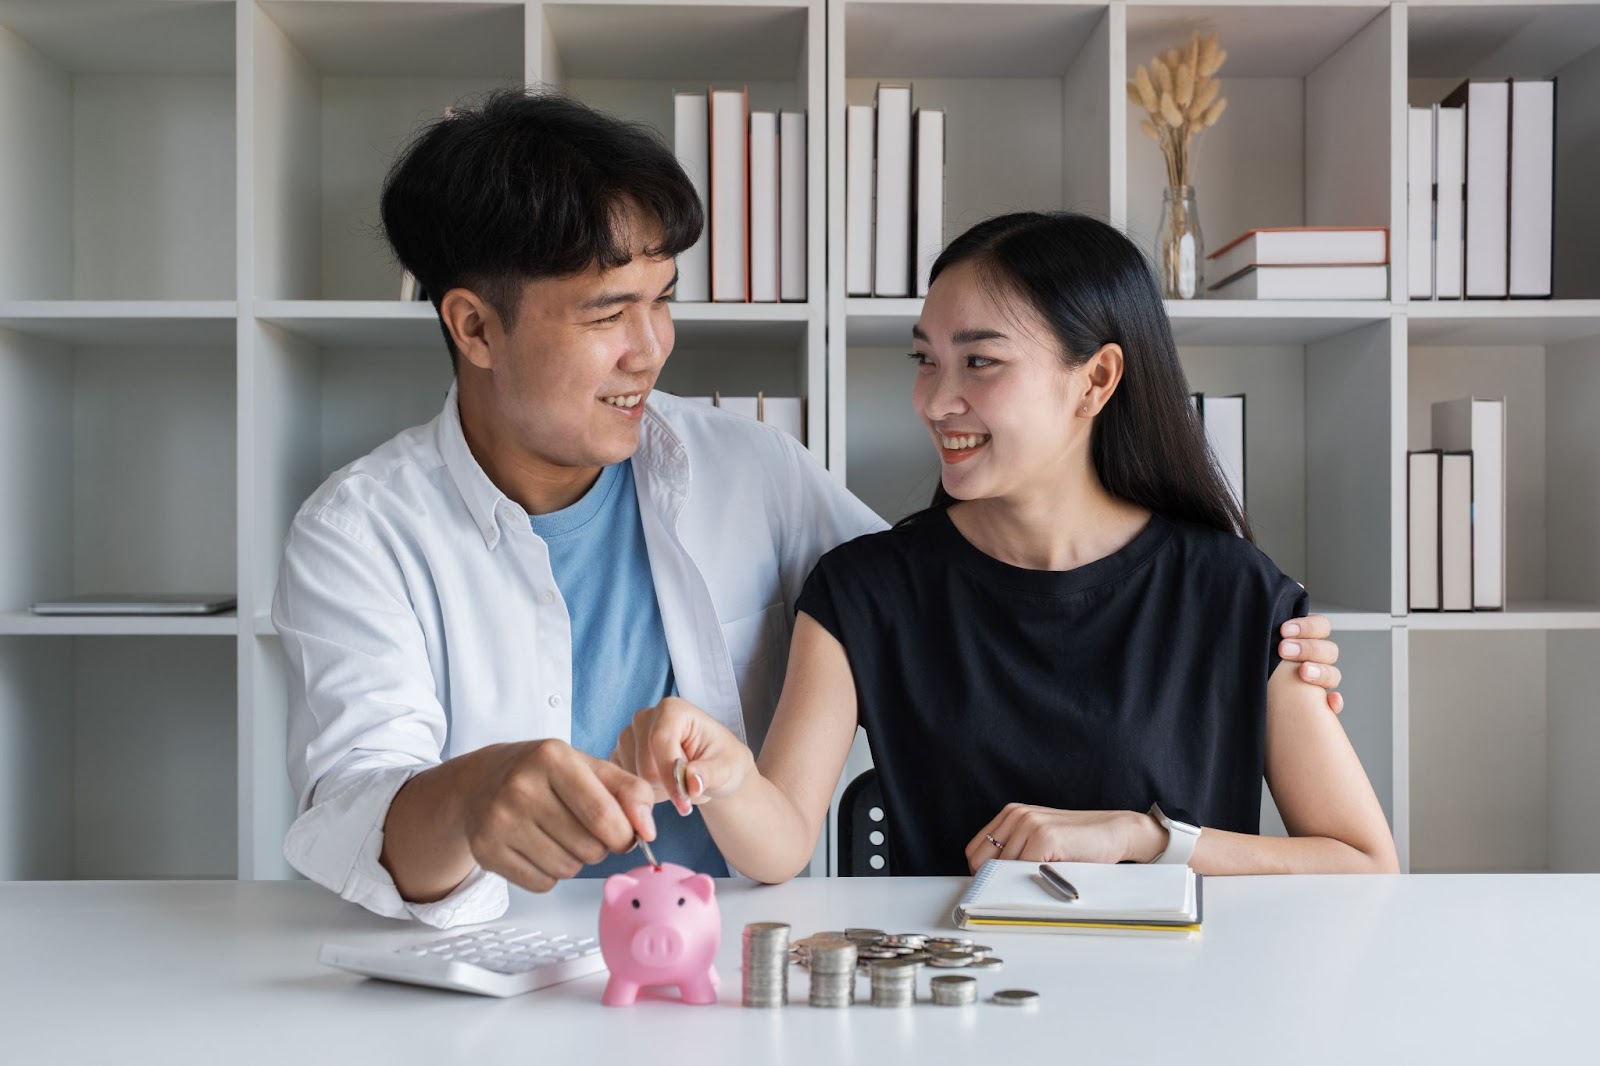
[630,899,640,909]
[677,897,686,906]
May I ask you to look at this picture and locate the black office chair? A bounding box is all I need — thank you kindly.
[836,769,891,876]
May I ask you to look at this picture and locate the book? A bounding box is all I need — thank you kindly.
[1440,451,1474,611]
[30,593,237,616]
[1406,107,1434,299]
[709,87,748,302]
[953,860,1201,935]
[1432,397,1506,610]
[873,84,913,297]
[1207,227,1388,284]
[1208,264,1388,300]
[779,111,807,301]
[1434,104,1466,300]
[913,107,945,298]
[1408,450,1442,611]
[672,92,710,302]
[1444,80,1509,298]
[846,104,875,296]
[749,111,779,303]
[1194,392,1246,513]
[758,394,805,444]
[1508,79,1555,298]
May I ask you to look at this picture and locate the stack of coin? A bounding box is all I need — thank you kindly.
[930,974,978,1006]
[741,922,791,1008]
[806,938,858,1008]
[869,958,920,1008]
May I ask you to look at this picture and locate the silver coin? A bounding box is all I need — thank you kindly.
[931,974,978,1006]
[927,936,972,949]
[968,956,1004,972]
[882,933,929,949]
[857,946,899,959]
[966,945,994,959]
[991,989,1041,1008]
[927,951,975,968]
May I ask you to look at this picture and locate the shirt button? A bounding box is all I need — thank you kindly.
[548,695,563,708]
[539,590,555,605]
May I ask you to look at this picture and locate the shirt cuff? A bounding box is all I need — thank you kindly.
[283,764,509,929]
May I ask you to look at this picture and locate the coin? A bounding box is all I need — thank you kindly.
[927,951,975,968]
[930,974,978,1006]
[741,921,791,1008]
[968,956,1004,972]
[991,989,1040,1008]
[673,757,691,801]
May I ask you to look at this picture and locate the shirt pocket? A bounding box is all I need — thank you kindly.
[721,602,788,668]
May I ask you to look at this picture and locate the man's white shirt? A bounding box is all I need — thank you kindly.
[275,384,883,926]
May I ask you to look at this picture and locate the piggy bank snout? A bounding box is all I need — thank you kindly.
[630,924,687,966]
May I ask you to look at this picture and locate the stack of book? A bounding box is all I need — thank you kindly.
[673,90,807,303]
[846,84,946,298]
[1205,227,1389,299]
[1407,397,1507,612]
[1189,392,1246,513]
[681,393,805,444]
[1408,79,1555,300]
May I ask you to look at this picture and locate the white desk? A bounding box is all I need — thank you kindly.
[2,874,1588,1064]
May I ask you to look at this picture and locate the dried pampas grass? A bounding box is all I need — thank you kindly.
[1127,30,1228,189]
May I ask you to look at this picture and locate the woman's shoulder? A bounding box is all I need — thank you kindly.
[817,513,936,572]
[1160,516,1302,592]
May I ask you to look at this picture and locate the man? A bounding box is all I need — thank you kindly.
[276,89,1344,927]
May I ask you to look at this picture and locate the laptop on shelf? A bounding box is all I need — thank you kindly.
[28,594,237,616]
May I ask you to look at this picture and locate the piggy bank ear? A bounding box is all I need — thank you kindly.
[603,873,640,907]
[679,873,715,904]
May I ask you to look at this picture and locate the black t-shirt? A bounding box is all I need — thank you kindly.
[797,508,1309,876]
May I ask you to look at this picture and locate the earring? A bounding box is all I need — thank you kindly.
[1080,405,1089,414]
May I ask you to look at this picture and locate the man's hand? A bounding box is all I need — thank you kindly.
[1278,614,1343,714]
[963,804,1163,873]
[382,739,657,900]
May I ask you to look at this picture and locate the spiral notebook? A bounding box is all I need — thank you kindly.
[953,860,1202,935]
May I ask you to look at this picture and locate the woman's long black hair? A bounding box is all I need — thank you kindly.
[903,211,1251,541]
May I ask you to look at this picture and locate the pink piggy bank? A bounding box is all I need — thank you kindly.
[599,863,721,1006]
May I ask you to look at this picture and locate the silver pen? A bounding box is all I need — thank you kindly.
[1038,863,1079,902]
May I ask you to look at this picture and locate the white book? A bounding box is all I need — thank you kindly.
[1197,393,1246,513]
[1508,79,1555,298]
[1208,264,1388,300]
[758,394,805,444]
[1209,227,1389,285]
[672,92,711,302]
[1440,451,1474,612]
[873,84,913,297]
[1432,397,1505,609]
[779,111,807,302]
[749,111,779,303]
[717,395,759,421]
[1408,450,1442,612]
[1434,105,1466,300]
[399,270,420,301]
[1445,81,1509,298]
[1407,107,1434,300]
[913,108,945,297]
[846,104,875,296]
[954,860,1200,935]
[709,87,748,302]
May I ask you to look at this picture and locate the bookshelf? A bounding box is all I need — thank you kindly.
[1,0,1598,883]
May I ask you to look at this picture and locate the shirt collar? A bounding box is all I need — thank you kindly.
[436,381,692,550]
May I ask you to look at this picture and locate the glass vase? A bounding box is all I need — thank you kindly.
[1156,185,1204,300]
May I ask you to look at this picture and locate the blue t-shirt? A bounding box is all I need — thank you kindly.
[529,460,728,878]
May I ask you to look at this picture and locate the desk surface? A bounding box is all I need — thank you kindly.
[2,874,1589,1064]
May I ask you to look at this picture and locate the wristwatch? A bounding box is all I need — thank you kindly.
[1147,803,1201,865]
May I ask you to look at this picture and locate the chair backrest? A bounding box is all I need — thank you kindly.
[836,768,890,876]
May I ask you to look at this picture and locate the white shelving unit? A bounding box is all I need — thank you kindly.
[2,0,1598,882]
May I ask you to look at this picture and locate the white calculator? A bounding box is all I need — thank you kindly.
[319,924,607,998]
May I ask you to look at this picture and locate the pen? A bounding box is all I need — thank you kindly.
[1039,863,1079,902]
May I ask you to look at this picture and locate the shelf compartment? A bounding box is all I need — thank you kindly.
[1407,329,1600,613]
[1408,628,1600,873]
[0,0,236,300]
[0,301,237,346]
[251,1,526,301]
[0,636,237,879]
[1407,4,1600,300]
[0,330,237,617]
[1123,4,1395,298]
[0,611,239,638]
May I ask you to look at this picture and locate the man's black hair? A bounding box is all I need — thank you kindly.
[380,89,703,368]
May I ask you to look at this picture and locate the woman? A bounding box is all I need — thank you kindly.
[616,212,1397,880]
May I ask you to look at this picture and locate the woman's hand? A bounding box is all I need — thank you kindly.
[1280,615,1344,714]
[612,696,757,816]
[964,803,1165,873]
